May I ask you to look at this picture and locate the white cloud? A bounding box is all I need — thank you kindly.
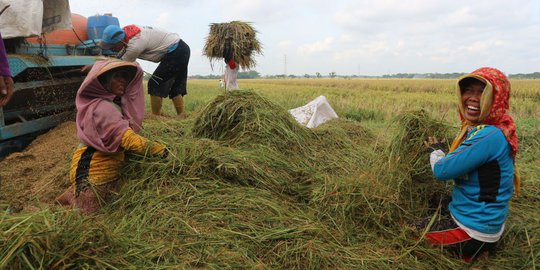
[222,0,291,23]
[278,40,292,50]
[429,47,454,64]
[68,0,540,75]
[154,12,171,29]
[462,40,504,54]
[332,39,399,63]
[396,40,405,50]
[339,34,354,43]
[297,37,335,56]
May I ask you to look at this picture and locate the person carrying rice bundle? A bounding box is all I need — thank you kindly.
[100,24,190,117]
[203,21,262,91]
[223,40,238,90]
[421,67,519,262]
[56,60,168,214]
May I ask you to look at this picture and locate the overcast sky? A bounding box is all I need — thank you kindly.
[70,0,540,76]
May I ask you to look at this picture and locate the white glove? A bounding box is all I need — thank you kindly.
[429,149,446,171]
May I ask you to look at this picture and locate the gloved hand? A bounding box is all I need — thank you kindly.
[423,136,447,152]
[424,137,447,171]
[429,149,445,171]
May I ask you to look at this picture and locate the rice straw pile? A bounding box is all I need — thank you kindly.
[1,93,537,269]
[203,21,262,69]
[389,110,451,181]
[388,110,453,215]
[193,91,311,151]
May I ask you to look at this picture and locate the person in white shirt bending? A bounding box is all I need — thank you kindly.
[101,24,190,118]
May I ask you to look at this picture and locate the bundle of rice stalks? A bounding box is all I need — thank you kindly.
[203,21,262,69]
[108,174,376,269]
[310,173,402,232]
[387,110,453,215]
[127,139,316,201]
[0,210,159,269]
[193,91,313,152]
[313,118,375,146]
[307,119,376,175]
[389,109,451,181]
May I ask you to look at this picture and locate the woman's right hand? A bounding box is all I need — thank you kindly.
[0,75,14,107]
[81,65,93,74]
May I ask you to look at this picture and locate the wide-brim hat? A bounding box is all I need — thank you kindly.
[96,60,138,82]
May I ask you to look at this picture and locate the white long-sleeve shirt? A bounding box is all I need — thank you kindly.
[120,26,180,63]
[224,65,239,90]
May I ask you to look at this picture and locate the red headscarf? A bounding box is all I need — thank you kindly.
[123,25,141,43]
[75,60,144,152]
[450,67,519,193]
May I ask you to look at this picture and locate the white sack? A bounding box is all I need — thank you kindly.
[42,0,72,33]
[0,0,43,38]
[0,0,71,38]
[289,96,338,128]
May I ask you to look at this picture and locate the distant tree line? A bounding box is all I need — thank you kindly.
[508,72,540,79]
[189,71,261,79]
[188,74,221,79]
[383,72,540,79]
[382,73,467,79]
[186,71,540,79]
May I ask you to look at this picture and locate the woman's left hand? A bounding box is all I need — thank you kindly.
[423,136,446,152]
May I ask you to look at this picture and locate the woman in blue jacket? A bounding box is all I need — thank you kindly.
[422,67,519,262]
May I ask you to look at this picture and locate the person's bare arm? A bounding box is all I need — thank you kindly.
[0,75,13,106]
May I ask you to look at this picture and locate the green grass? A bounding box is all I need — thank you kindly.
[1,78,539,269]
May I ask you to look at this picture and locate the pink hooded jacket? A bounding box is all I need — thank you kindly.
[75,60,144,152]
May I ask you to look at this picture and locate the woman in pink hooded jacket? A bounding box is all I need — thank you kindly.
[57,60,167,214]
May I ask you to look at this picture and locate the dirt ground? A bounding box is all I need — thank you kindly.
[0,121,78,212]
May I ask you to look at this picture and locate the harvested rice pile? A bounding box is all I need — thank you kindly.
[390,109,451,181]
[193,91,312,149]
[0,92,536,269]
[203,21,262,69]
[388,110,453,215]
[0,122,77,212]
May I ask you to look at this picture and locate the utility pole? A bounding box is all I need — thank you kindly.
[284,54,287,78]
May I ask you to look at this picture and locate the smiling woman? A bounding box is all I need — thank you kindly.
[422,67,519,262]
[459,77,488,123]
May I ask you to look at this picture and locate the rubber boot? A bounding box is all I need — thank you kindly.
[172,95,188,118]
[150,95,163,116]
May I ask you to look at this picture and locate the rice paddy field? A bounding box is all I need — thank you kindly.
[1,78,539,269]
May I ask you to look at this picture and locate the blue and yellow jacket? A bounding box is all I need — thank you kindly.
[433,125,514,234]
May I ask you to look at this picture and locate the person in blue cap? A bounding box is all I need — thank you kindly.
[101,24,190,117]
